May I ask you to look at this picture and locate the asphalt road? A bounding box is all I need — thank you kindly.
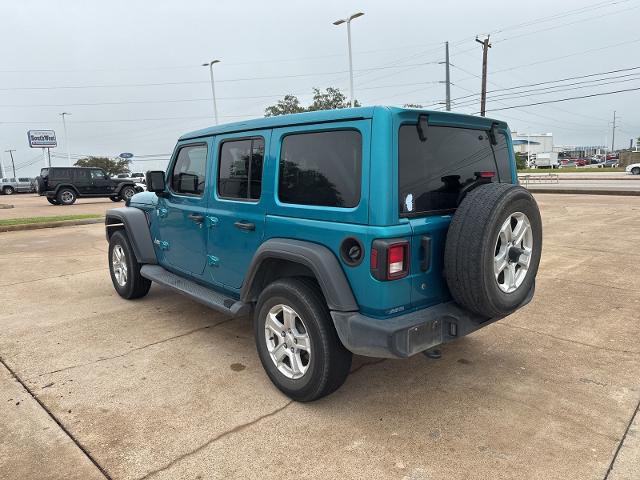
[1,193,639,480]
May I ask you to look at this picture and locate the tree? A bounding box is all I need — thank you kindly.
[74,156,130,176]
[264,87,359,117]
[264,95,306,117]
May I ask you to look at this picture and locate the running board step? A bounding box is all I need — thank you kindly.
[140,265,250,317]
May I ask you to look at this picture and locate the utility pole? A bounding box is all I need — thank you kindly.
[475,35,491,116]
[4,149,16,179]
[611,110,617,153]
[59,112,72,165]
[445,41,451,111]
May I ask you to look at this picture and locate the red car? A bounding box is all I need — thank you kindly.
[574,159,587,167]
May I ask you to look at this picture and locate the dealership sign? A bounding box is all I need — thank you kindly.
[27,130,57,148]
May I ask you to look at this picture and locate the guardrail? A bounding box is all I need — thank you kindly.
[518,173,560,187]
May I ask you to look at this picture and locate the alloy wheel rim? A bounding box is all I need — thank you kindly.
[61,191,73,203]
[123,188,134,200]
[493,212,533,294]
[112,244,128,287]
[264,304,311,380]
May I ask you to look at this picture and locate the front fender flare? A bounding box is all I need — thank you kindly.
[105,207,157,264]
[241,238,358,312]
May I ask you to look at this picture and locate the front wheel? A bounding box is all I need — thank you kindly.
[632,167,640,175]
[108,230,151,299]
[110,196,122,202]
[254,278,352,402]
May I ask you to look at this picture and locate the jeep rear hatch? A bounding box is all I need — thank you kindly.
[398,119,514,308]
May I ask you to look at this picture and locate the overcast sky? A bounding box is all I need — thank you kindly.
[1,0,638,177]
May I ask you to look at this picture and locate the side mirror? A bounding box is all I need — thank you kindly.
[146,171,167,194]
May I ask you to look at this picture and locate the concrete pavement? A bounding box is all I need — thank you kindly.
[0,194,119,219]
[1,193,639,479]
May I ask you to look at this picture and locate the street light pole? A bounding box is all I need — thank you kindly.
[202,60,221,124]
[59,112,71,165]
[333,12,364,107]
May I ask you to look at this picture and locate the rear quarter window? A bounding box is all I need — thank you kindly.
[278,130,362,208]
[398,125,500,216]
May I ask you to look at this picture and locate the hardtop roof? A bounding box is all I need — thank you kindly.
[179,106,505,141]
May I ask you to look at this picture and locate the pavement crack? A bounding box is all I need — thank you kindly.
[552,275,638,293]
[350,358,386,374]
[497,323,640,355]
[37,318,235,378]
[603,395,640,479]
[137,400,294,480]
[0,355,112,480]
[0,267,107,287]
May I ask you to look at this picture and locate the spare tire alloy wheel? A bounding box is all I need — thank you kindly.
[264,304,311,380]
[493,212,533,293]
[444,183,542,319]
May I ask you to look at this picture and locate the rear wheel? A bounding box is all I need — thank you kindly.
[120,186,136,201]
[57,188,77,205]
[2,186,14,195]
[108,230,151,299]
[46,198,59,205]
[254,278,352,402]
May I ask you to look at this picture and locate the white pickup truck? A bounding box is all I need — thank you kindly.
[1,177,36,195]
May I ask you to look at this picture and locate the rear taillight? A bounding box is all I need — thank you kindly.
[371,239,409,281]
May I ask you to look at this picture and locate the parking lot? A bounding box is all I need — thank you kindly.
[0,194,118,220]
[1,192,639,480]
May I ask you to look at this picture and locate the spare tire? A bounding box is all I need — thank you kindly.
[444,183,542,318]
[36,176,46,194]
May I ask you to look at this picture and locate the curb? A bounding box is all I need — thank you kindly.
[528,188,640,196]
[0,217,104,233]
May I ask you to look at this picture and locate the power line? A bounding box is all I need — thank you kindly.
[479,86,640,113]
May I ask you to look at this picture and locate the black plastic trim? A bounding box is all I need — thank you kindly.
[241,238,358,311]
[105,207,157,264]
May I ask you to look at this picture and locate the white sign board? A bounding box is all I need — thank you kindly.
[27,130,57,148]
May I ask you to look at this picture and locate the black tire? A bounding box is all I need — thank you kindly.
[444,183,542,318]
[108,230,151,299]
[120,185,136,201]
[632,167,640,175]
[2,186,14,195]
[56,188,77,205]
[254,278,352,402]
[36,176,46,193]
[46,198,60,205]
[110,196,122,202]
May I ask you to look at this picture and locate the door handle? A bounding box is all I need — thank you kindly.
[188,213,205,223]
[234,220,255,231]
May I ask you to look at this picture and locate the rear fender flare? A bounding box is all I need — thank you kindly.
[241,238,358,312]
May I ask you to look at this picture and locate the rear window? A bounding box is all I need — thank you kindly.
[49,168,71,180]
[278,130,361,208]
[398,125,502,216]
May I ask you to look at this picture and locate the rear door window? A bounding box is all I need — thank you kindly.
[50,169,71,180]
[398,125,500,216]
[218,137,264,201]
[278,130,361,208]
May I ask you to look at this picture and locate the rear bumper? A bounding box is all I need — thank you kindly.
[331,285,534,359]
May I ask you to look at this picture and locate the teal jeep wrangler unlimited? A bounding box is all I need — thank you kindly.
[105,106,541,401]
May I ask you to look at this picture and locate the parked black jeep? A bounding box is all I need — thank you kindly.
[37,167,140,205]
